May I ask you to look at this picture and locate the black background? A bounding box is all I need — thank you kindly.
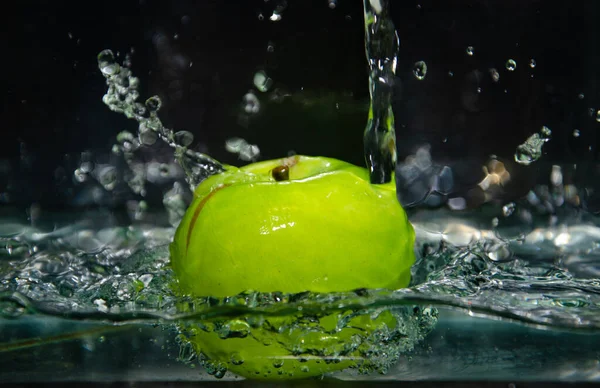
[2,0,600,208]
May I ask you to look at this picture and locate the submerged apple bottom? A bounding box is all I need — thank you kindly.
[169,155,420,379]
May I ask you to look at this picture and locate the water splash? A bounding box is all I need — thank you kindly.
[97,50,225,190]
[362,0,398,184]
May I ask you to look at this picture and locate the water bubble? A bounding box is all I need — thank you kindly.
[578,93,585,100]
[514,126,551,165]
[573,129,581,137]
[505,59,517,71]
[253,71,273,92]
[174,131,194,147]
[266,42,275,52]
[502,202,516,217]
[466,46,474,56]
[596,110,600,122]
[328,0,336,9]
[257,13,264,21]
[529,59,537,68]
[412,61,427,80]
[145,96,162,112]
[489,68,500,82]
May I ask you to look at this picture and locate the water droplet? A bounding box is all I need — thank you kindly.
[466,46,474,56]
[514,126,551,165]
[270,11,282,21]
[145,96,162,112]
[242,92,260,114]
[266,42,275,52]
[505,59,517,71]
[573,129,580,137]
[174,131,194,147]
[502,202,516,217]
[448,71,454,77]
[97,166,118,190]
[300,366,310,373]
[328,0,337,9]
[412,61,427,80]
[477,87,482,94]
[272,359,284,368]
[578,93,585,100]
[74,168,87,182]
[253,71,273,92]
[489,68,500,82]
[596,110,600,122]
[529,59,536,68]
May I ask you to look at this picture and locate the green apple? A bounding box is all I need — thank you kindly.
[170,155,415,379]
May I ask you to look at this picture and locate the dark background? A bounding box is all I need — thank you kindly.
[2,0,600,209]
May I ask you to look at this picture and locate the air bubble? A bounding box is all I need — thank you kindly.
[466,46,474,56]
[573,129,581,138]
[412,61,427,80]
[328,0,336,9]
[596,110,600,122]
[505,59,517,71]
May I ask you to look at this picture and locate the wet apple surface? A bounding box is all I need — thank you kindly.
[169,155,416,379]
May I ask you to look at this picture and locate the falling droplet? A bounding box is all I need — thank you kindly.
[253,71,273,92]
[529,59,536,68]
[514,126,551,165]
[505,59,517,71]
[489,68,500,82]
[466,46,474,56]
[412,61,427,80]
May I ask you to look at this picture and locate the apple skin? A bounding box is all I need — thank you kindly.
[169,155,415,379]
